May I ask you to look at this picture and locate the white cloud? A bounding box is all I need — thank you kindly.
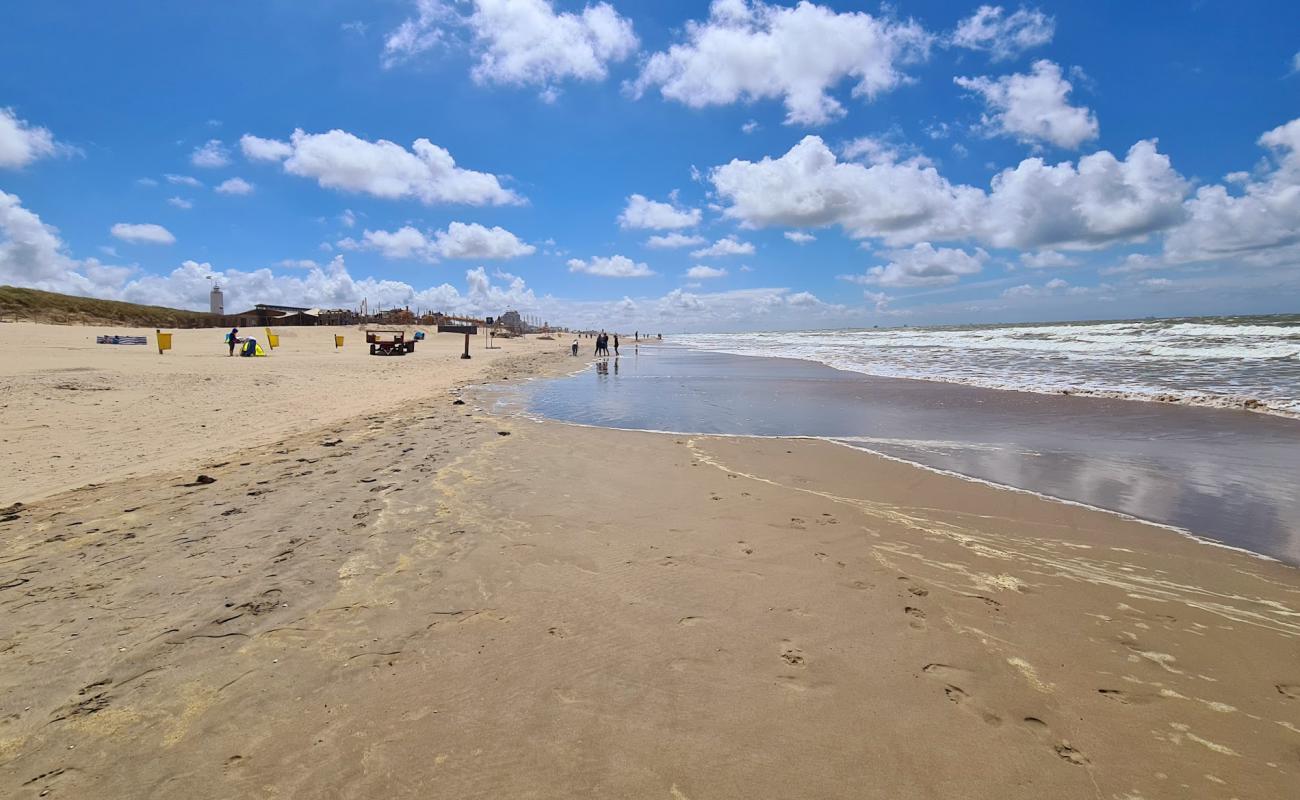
[384,0,638,98]
[215,177,255,195]
[567,254,654,277]
[618,193,701,229]
[110,223,176,245]
[630,0,932,126]
[863,290,890,311]
[136,177,159,187]
[340,221,535,262]
[242,128,522,206]
[646,232,706,248]
[165,174,203,187]
[1019,249,1078,268]
[1292,51,1300,75]
[955,60,1098,149]
[431,221,535,259]
[711,135,1188,250]
[167,196,193,210]
[841,136,899,165]
[0,107,65,169]
[951,5,1054,61]
[190,139,231,168]
[784,231,815,244]
[860,243,987,287]
[1140,277,1173,290]
[339,209,357,228]
[240,134,295,162]
[685,265,727,279]
[690,236,755,257]
[3,190,868,333]
[741,120,760,134]
[1164,117,1300,264]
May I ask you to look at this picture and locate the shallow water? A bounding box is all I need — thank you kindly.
[676,314,1300,418]
[490,345,1300,566]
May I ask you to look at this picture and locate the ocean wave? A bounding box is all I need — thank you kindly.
[676,315,1300,419]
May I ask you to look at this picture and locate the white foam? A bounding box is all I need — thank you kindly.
[677,316,1300,418]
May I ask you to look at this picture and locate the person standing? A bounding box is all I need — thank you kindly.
[613,334,619,356]
[225,327,240,356]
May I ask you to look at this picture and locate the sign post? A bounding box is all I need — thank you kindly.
[437,324,478,359]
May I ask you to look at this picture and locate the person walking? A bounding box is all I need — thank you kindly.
[571,338,579,356]
[613,334,619,356]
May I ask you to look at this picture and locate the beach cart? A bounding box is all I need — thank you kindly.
[366,329,416,356]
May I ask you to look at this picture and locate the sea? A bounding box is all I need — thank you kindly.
[483,314,1300,565]
[675,315,1300,419]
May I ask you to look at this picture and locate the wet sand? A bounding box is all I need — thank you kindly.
[2,329,1298,799]
[512,345,1300,564]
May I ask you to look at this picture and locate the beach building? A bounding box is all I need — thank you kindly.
[209,285,224,315]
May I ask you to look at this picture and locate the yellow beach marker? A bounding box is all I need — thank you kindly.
[264,327,280,349]
[334,334,344,349]
[156,330,172,355]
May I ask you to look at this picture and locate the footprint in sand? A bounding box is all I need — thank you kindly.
[780,643,806,667]
[941,684,1002,726]
[904,606,927,629]
[1277,683,1300,699]
[1097,688,1159,705]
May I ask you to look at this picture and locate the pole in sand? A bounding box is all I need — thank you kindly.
[462,332,472,359]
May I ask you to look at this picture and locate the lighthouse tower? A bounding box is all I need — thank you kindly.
[209,284,225,315]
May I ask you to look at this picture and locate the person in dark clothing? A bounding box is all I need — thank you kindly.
[226,327,240,356]
[613,334,619,356]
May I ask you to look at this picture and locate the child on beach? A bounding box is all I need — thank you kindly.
[225,327,240,356]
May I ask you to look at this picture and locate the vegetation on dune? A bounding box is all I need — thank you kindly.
[0,286,219,328]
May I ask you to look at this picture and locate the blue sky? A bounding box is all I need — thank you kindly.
[1,0,1298,331]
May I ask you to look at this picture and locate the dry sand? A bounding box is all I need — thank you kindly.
[0,322,556,505]
[1,323,1298,799]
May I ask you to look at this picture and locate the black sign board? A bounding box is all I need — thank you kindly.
[485,316,494,325]
[438,324,478,335]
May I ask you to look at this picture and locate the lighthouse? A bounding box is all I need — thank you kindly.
[209,284,224,315]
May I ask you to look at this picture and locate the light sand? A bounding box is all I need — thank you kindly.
[0,322,557,505]
[1,324,1298,799]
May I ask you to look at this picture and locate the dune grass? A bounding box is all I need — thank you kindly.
[0,286,220,328]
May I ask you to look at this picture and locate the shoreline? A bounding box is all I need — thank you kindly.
[3,325,1298,798]
[669,339,1300,421]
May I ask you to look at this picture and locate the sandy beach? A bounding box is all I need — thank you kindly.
[2,324,1298,799]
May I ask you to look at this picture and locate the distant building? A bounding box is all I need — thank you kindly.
[209,285,224,315]
[499,310,526,334]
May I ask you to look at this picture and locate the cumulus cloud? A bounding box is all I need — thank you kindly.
[711,135,1188,250]
[630,0,932,126]
[690,236,755,258]
[955,60,1098,149]
[1003,276,1069,298]
[1164,117,1300,264]
[110,223,176,245]
[618,193,701,229]
[339,221,535,261]
[240,134,294,162]
[215,177,254,195]
[190,139,231,168]
[645,232,706,248]
[950,5,1054,61]
[384,0,637,98]
[4,190,856,333]
[567,254,654,277]
[784,231,815,244]
[685,265,727,279]
[239,128,522,206]
[851,243,988,287]
[0,107,67,169]
[167,196,193,210]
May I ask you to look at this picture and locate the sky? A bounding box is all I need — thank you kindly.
[1,0,1298,332]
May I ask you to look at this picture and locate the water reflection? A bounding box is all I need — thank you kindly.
[506,346,1300,565]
